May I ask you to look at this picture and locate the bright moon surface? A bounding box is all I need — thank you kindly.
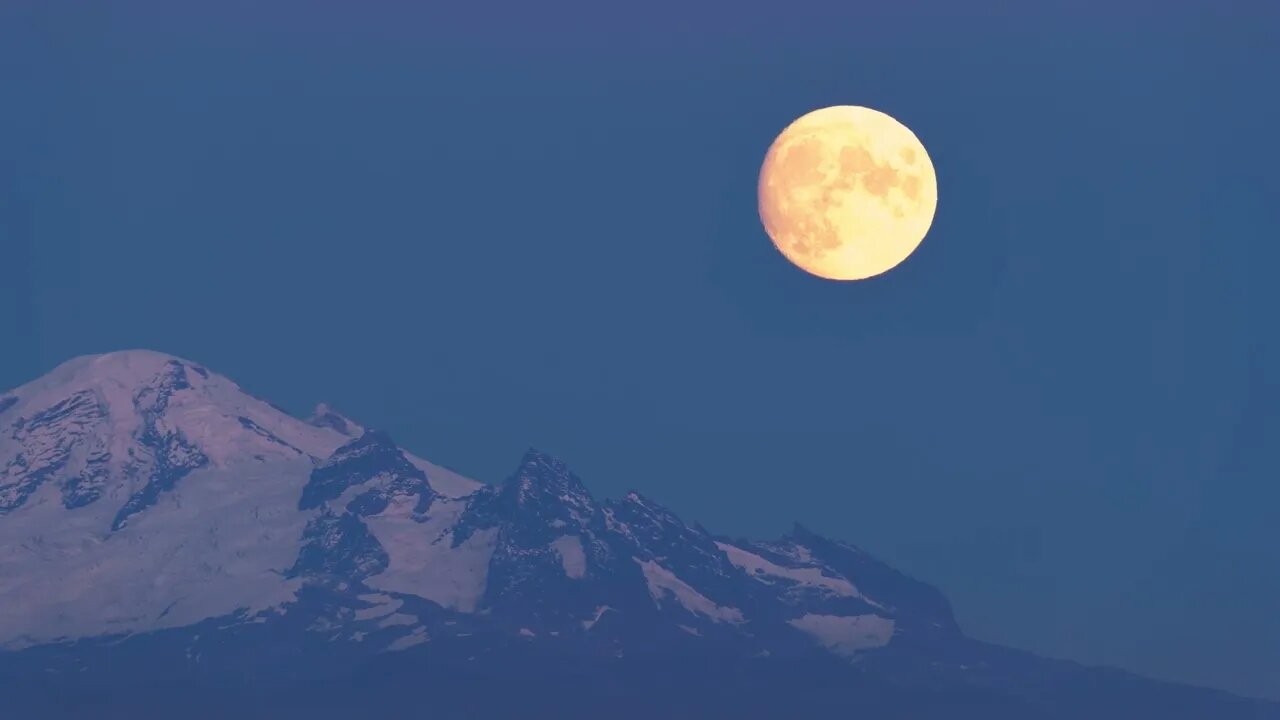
[758,105,938,281]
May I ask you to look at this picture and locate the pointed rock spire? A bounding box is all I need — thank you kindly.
[505,447,596,515]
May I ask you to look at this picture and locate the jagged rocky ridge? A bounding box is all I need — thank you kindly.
[0,351,1275,719]
[0,351,933,658]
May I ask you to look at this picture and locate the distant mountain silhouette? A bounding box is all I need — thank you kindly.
[1,351,1275,719]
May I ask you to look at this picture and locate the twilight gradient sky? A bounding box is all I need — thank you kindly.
[2,0,1277,700]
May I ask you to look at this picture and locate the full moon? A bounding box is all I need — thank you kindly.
[758,105,937,281]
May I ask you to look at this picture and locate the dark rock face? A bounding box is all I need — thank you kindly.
[465,450,647,632]
[289,508,390,580]
[435,450,945,659]
[59,441,111,509]
[111,363,209,530]
[131,360,191,416]
[299,430,435,515]
[608,490,742,601]
[1,389,106,513]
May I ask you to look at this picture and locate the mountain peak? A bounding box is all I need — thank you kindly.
[0,350,351,520]
[11,350,210,398]
[514,443,586,476]
[64,349,208,380]
[301,430,428,511]
[2,352,1273,718]
[787,521,818,541]
[518,446,568,469]
[60,348,189,369]
[510,448,588,494]
[488,447,597,527]
[307,403,364,438]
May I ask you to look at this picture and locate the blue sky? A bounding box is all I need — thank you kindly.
[2,0,1277,700]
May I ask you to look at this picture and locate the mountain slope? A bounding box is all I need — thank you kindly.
[0,351,1275,719]
[0,351,476,648]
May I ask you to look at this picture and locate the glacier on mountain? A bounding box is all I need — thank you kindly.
[3,351,1277,720]
[0,350,920,660]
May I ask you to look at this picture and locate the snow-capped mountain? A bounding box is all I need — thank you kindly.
[0,350,928,657]
[0,351,479,649]
[1,351,1275,719]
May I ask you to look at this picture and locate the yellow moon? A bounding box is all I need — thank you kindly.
[758,105,937,280]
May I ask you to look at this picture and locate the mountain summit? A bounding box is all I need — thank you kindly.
[0,351,1274,719]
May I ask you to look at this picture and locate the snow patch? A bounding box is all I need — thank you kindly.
[377,613,418,628]
[787,614,895,656]
[0,458,314,648]
[363,498,497,612]
[550,535,587,579]
[386,627,429,651]
[354,595,402,621]
[582,605,613,631]
[716,542,861,598]
[635,559,744,624]
[405,455,483,499]
[789,545,816,563]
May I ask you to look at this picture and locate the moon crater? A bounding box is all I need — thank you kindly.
[758,106,938,280]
